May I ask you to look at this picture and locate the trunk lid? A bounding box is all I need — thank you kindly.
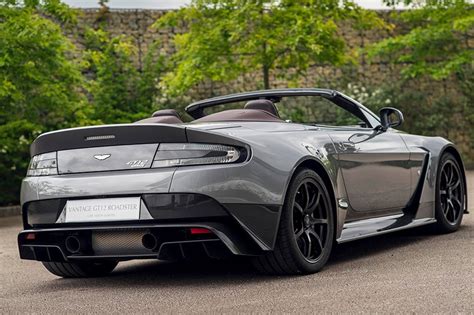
[31,124,187,156]
[31,123,247,174]
[57,144,158,174]
[32,124,186,174]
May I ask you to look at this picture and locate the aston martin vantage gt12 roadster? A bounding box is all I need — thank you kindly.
[18,89,468,277]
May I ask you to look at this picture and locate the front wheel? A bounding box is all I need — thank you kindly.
[42,261,118,278]
[253,168,335,275]
[434,153,465,233]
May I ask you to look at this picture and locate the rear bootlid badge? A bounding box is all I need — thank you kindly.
[126,160,148,168]
[93,154,111,160]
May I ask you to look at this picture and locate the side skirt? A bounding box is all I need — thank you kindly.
[337,148,438,244]
[337,213,436,243]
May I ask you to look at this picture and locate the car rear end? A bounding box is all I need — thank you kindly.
[18,123,268,265]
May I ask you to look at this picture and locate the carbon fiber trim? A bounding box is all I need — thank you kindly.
[92,229,153,255]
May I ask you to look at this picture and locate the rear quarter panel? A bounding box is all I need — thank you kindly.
[171,123,342,249]
[173,123,340,206]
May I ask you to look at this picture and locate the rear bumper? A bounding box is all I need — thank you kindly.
[20,154,290,258]
[18,222,258,262]
[18,193,281,262]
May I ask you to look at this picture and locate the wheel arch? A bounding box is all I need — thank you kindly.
[284,157,339,234]
[296,159,337,214]
[254,157,338,274]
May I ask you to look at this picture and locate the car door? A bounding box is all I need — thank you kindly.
[328,127,411,215]
[277,93,412,216]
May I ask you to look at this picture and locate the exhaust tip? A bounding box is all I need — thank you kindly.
[142,233,158,251]
[65,236,81,254]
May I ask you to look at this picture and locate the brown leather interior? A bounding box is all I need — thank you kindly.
[136,101,282,124]
[244,99,280,117]
[193,109,281,123]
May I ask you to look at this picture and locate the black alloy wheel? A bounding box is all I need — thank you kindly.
[435,153,465,232]
[439,160,464,224]
[292,178,330,263]
[253,168,334,275]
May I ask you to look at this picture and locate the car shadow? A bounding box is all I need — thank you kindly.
[36,258,276,291]
[329,225,434,264]
[34,223,469,290]
[329,222,470,266]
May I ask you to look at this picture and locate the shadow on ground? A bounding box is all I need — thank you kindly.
[33,223,469,291]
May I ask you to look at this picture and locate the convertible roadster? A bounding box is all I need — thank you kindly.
[18,89,468,277]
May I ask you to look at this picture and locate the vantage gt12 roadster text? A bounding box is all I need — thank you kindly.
[18,89,468,277]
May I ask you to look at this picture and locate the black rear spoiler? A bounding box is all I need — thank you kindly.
[30,124,247,156]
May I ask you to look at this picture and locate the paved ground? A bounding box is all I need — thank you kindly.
[1,173,473,313]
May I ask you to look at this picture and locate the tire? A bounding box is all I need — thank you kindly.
[434,152,465,233]
[253,168,335,275]
[42,261,118,278]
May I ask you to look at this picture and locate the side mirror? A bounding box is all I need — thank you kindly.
[378,107,404,131]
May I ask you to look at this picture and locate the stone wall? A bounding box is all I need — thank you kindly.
[69,9,410,96]
[71,9,472,94]
[69,9,474,94]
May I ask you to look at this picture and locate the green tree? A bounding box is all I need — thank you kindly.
[0,1,85,128]
[0,0,86,204]
[368,0,473,79]
[367,0,473,165]
[157,0,386,95]
[84,28,142,123]
[83,28,164,123]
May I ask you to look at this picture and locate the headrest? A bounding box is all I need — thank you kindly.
[244,99,279,117]
[135,108,183,124]
[135,116,183,124]
[152,109,181,118]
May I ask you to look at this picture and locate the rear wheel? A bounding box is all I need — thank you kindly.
[434,153,465,233]
[42,261,118,278]
[253,168,335,275]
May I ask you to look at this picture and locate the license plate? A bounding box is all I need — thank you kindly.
[65,197,141,223]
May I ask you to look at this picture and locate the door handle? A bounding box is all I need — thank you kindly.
[338,142,356,152]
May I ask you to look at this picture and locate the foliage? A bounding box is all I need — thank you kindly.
[156,0,387,95]
[0,4,85,128]
[137,41,166,116]
[368,0,474,79]
[0,1,168,205]
[276,96,361,126]
[365,0,473,162]
[0,1,88,204]
[340,75,473,164]
[0,121,42,204]
[83,28,165,123]
[0,0,77,23]
[84,28,143,123]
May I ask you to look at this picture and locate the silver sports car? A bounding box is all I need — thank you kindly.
[18,89,468,277]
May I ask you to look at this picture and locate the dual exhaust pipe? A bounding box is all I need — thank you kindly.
[65,235,83,254]
[65,233,160,253]
[141,233,159,251]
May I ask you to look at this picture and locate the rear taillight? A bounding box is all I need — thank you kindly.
[25,233,36,240]
[27,152,58,176]
[152,143,245,168]
[189,228,213,235]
